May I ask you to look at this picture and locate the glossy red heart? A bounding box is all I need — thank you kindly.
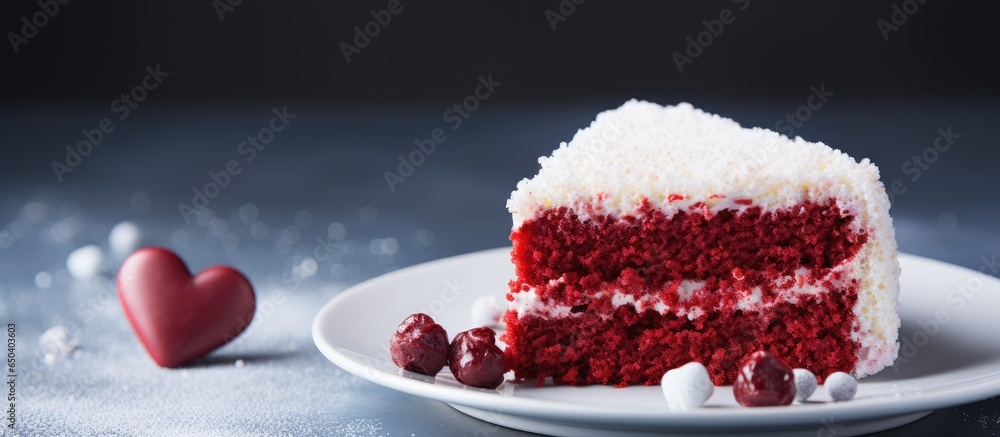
[117,247,255,367]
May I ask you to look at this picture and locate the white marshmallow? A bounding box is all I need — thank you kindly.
[793,368,818,402]
[109,221,142,255]
[67,245,104,281]
[824,371,859,401]
[471,295,504,328]
[661,362,714,410]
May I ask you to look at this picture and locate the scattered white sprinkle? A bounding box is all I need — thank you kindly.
[238,204,259,223]
[295,258,318,278]
[340,241,357,257]
[793,368,818,402]
[383,238,398,254]
[234,359,245,368]
[34,272,52,289]
[327,223,347,241]
[66,245,104,281]
[825,372,858,401]
[661,362,715,410]
[368,238,399,256]
[250,221,270,240]
[209,219,229,238]
[40,326,77,363]
[109,221,142,255]
[470,295,504,328]
[411,229,434,247]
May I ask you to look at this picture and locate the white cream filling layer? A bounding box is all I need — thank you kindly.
[510,264,852,319]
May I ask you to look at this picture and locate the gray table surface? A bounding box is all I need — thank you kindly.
[1,100,999,435]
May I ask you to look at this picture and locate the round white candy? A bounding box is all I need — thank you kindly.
[661,362,715,410]
[39,326,77,358]
[67,245,104,281]
[109,221,142,255]
[824,371,858,401]
[470,295,504,327]
[792,368,818,402]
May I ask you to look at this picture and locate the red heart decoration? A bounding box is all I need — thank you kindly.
[117,247,256,367]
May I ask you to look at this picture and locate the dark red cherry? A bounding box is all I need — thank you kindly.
[389,313,449,376]
[448,327,505,389]
[734,351,796,407]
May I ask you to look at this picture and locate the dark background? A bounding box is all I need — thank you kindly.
[2,0,998,265]
[4,1,1000,104]
[3,1,1000,435]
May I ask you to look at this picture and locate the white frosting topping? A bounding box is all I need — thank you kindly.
[506,100,901,378]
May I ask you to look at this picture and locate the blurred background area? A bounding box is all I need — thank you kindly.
[3,1,1000,435]
[1,0,998,271]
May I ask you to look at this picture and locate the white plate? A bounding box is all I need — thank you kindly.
[313,248,1000,436]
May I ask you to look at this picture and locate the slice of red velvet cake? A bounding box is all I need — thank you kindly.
[502,100,900,387]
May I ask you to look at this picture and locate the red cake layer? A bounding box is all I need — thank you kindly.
[510,199,866,305]
[503,198,867,386]
[502,285,859,387]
